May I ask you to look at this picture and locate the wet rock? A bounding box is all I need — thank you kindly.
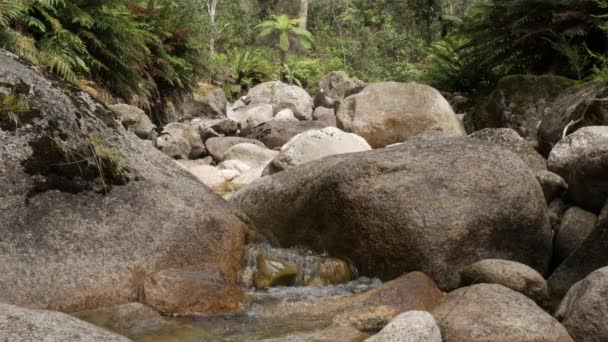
[469,128,547,172]
[548,206,608,298]
[333,305,399,331]
[232,137,552,289]
[304,257,352,286]
[110,104,155,139]
[144,264,244,315]
[74,303,167,338]
[245,120,329,149]
[536,170,568,203]
[248,81,313,120]
[460,259,549,304]
[555,266,608,342]
[258,326,368,342]
[0,49,246,311]
[336,82,465,148]
[206,137,265,162]
[0,302,131,342]
[470,75,578,144]
[365,311,441,342]
[538,81,608,155]
[313,106,337,127]
[556,207,597,264]
[159,122,205,159]
[254,253,299,289]
[223,143,278,169]
[548,126,608,212]
[314,71,365,109]
[432,284,573,342]
[265,127,371,175]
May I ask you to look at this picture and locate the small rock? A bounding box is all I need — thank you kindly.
[223,143,278,169]
[110,104,155,139]
[144,264,244,315]
[245,120,329,149]
[160,122,205,159]
[460,259,549,304]
[555,266,608,342]
[333,305,399,332]
[236,103,274,134]
[304,257,352,286]
[365,311,441,342]
[556,207,597,264]
[536,170,568,203]
[254,253,299,289]
[205,137,265,162]
[156,134,191,160]
[274,108,298,121]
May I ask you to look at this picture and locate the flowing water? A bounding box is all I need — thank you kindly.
[110,245,381,341]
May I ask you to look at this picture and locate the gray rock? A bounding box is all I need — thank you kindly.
[231,137,552,289]
[158,122,205,159]
[549,198,569,230]
[536,170,568,203]
[336,82,465,148]
[0,302,131,342]
[432,284,573,342]
[0,48,246,311]
[265,127,371,175]
[556,207,597,264]
[273,108,298,121]
[460,259,549,304]
[232,103,274,134]
[245,120,329,149]
[176,84,227,120]
[312,106,337,127]
[206,137,265,162]
[156,133,191,159]
[247,81,313,120]
[314,71,365,109]
[223,143,278,169]
[555,266,608,342]
[469,128,547,172]
[365,311,441,342]
[109,104,155,139]
[548,126,608,212]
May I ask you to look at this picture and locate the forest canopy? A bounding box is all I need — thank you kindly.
[1,0,607,107]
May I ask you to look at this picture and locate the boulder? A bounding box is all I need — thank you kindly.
[0,49,246,311]
[536,170,568,203]
[205,137,265,162]
[223,143,278,169]
[155,133,190,159]
[555,266,608,342]
[247,81,313,120]
[232,103,274,134]
[231,137,552,289]
[254,253,299,289]
[265,127,371,175]
[314,71,365,108]
[365,311,441,342]
[245,120,329,149]
[470,75,578,145]
[109,104,155,139]
[274,108,298,121]
[469,128,547,172]
[158,122,205,159]
[333,305,399,332]
[313,106,337,127]
[548,126,608,212]
[74,303,167,338]
[191,117,239,140]
[556,207,597,264]
[167,84,227,125]
[460,259,549,304]
[548,206,608,298]
[336,82,465,148]
[0,302,131,342]
[144,264,244,315]
[538,81,608,155]
[432,284,573,342]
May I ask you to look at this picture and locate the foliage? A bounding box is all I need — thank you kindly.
[214,47,274,99]
[0,92,27,128]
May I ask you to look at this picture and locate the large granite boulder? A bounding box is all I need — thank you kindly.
[231,137,552,289]
[469,128,546,172]
[0,302,131,342]
[556,207,598,264]
[555,266,608,342]
[548,126,608,212]
[336,82,465,148]
[247,81,313,120]
[314,71,365,109]
[432,284,573,342]
[470,75,578,146]
[0,49,246,311]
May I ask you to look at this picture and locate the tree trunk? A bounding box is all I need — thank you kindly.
[298,0,309,29]
[280,49,288,81]
[208,0,219,52]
